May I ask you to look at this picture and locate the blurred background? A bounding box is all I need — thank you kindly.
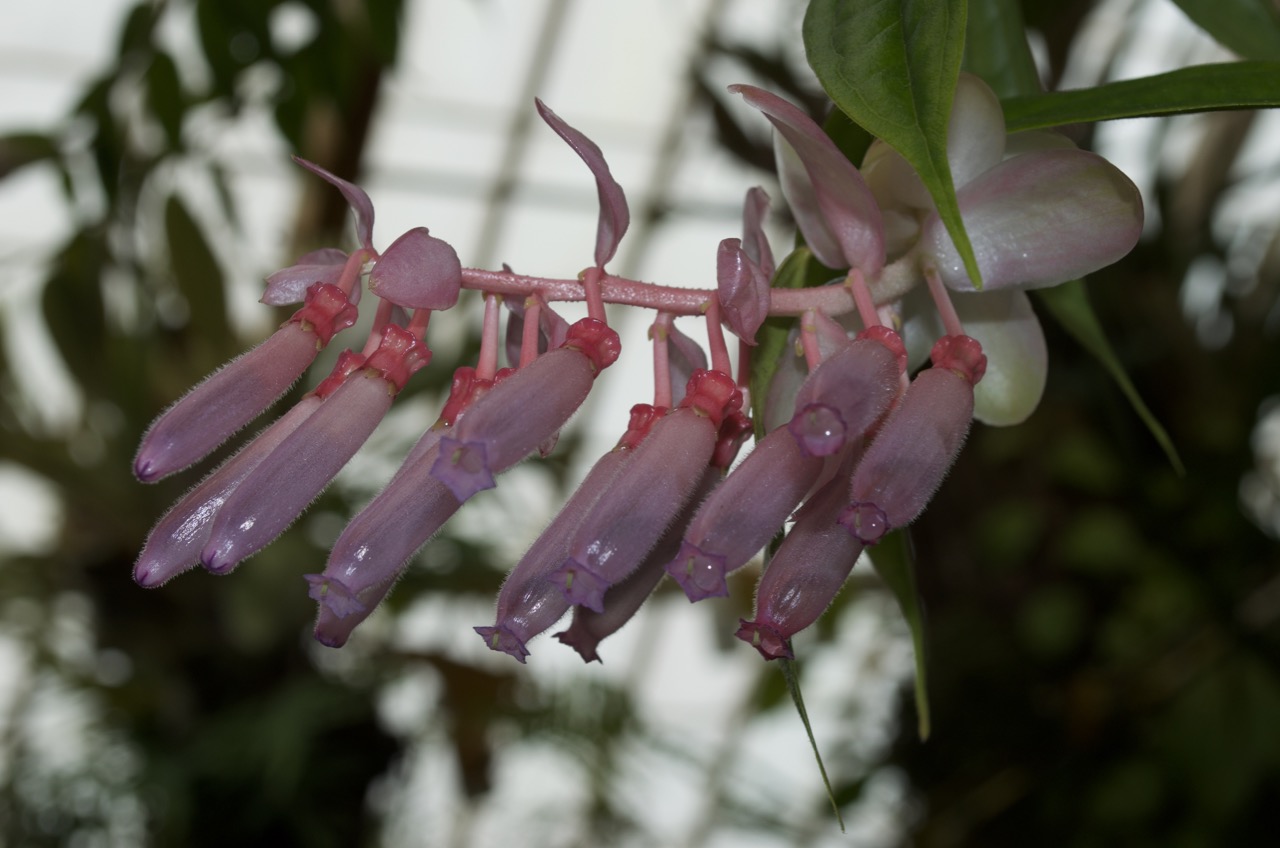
[0,0,1278,845]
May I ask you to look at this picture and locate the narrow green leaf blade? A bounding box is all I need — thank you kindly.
[868,530,931,740]
[1003,62,1280,132]
[779,658,846,831]
[1171,0,1280,61]
[804,0,983,288]
[1036,281,1184,474]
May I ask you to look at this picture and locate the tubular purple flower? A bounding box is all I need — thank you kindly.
[551,370,740,612]
[730,84,884,274]
[668,337,900,601]
[307,440,465,648]
[430,318,620,500]
[557,467,722,663]
[133,282,358,482]
[737,452,864,660]
[475,445,637,662]
[920,148,1144,292]
[368,227,463,310]
[200,326,429,572]
[839,336,986,545]
[134,395,323,588]
[535,99,630,267]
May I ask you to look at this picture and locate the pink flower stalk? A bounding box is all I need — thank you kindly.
[134,394,324,588]
[667,336,901,601]
[199,325,429,573]
[736,451,864,660]
[133,282,358,482]
[839,335,987,545]
[430,318,620,500]
[557,467,723,663]
[550,370,741,612]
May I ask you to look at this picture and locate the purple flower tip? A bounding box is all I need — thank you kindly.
[735,619,793,660]
[787,402,847,457]
[838,501,889,545]
[199,539,239,575]
[134,457,160,483]
[554,625,602,664]
[305,574,367,619]
[548,559,610,614]
[430,437,496,501]
[474,625,530,664]
[665,541,729,602]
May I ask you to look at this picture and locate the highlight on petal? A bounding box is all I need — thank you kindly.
[731,84,884,275]
[293,156,375,249]
[263,248,348,305]
[369,227,462,309]
[535,99,630,267]
[921,149,1144,292]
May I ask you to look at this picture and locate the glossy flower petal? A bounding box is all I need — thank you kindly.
[262,248,349,306]
[921,149,1144,292]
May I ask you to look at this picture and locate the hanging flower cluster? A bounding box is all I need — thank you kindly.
[133,75,1142,663]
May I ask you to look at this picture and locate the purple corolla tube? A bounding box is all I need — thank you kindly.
[200,325,429,573]
[551,370,740,613]
[134,395,323,588]
[430,318,621,500]
[308,442,465,648]
[557,467,722,663]
[667,337,901,601]
[475,446,637,662]
[737,452,865,660]
[840,336,986,545]
[134,282,358,482]
[200,368,397,573]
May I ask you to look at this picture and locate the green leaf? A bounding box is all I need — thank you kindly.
[868,529,931,740]
[147,52,186,151]
[964,0,1041,99]
[804,0,983,288]
[1036,281,1184,474]
[1003,62,1280,131]
[779,658,846,831]
[1171,0,1280,61]
[165,195,231,348]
